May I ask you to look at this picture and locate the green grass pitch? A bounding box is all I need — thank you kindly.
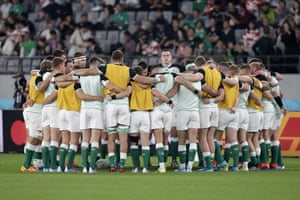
[0,154,299,200]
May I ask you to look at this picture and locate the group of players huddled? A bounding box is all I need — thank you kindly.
[20,48,286,174]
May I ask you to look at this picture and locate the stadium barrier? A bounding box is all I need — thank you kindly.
[0,55,300,75]
[0,109,299,157]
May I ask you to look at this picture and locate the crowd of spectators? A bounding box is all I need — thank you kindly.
[0,0,300,71]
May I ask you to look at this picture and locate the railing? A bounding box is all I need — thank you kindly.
[0,55,299,74]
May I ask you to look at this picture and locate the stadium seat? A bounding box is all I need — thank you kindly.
[72,2,81,13]
[180,1,193,14]
[136,11,148,22]
[107,30,120,43]
[234,29,244,44]
[163,11,173,23]
[95,31,107,41]
[99,40,111,54]
[21,58,32,73]
[88,12,99,22]
[7,59,20,73]
[0,58,7,73]
[32,58,41,69]
[127,11,136,22]
[148,11,156,22]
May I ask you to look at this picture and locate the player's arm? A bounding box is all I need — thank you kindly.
[239,81,250,92]
[202,83,219,97]
[152,88,171,103]
[223,75,239,86]
[42,91,58,105]
[178,72,203,81]
[249,90,263,107]
[238,75,253,84]
[166,82,180,99]
[74,82,104,102]
[38,71,56,91]
[106,85,132,101]
[175,76,201,98]
[231,90,239,113]
[74,66,100,76]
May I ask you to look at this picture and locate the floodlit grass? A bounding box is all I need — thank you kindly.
[0,154,299,200]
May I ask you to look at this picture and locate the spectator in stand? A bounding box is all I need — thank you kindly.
[0,31,15,56]
[195,19,206,40]
[281,21,298,55]
[68,23,92,57]
[77,13,94,31]
[144,20,155,39]
[259,1,276,26]
[57,14,76,41]
[220,19,235,47]
[260,17,276,40]
[42,0,62,22]
[141,35,160,56]
[95,5,114,30]
[242,20,260,55]
[0,11,5,31]
[78,0,93,14]
[20,30,36,57]
[192,0,208,14]
[153,8,171,29]
[8,0,24,16]
[122,31,136,57]
[193,38,212,55]
[112,3,129,30]
[211,40,227,62]
[209,0,224,28]
[229,41,249,64]
[132,21,145,42]
[275,0,288,26]
[237,3,255,29]
[164,18,186,49]
[85,38,102,57]
[223,1,240,28]
[0,0,12,19]
[175,40,193,65]
[206,16,222,47]
[289,0,300,25]
[19,13,36,38]
[245,0,263,19]
[60,0,73,18]
[47,30,60,54]
[186,26,201,50]
[40,22,57,41]
[252,26,275,57]
[155,18,172,49]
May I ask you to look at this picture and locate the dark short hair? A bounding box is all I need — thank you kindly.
[111,50,123,61]
[52,57,65,69]
[194,56,206,66]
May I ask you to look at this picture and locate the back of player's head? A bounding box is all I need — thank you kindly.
[74,51,85,58]
[194,56,206,66]
[111,50,124,62]
[133,65,144,75]
[229,64,240,75]
[89,56,105,65]
[44,55,54,61]
[52,57,65,69]
[218,61,230,68]
[40,59,52,71]
[138,60,148,70]
[53,49,65,58]
[248,57,262,64]
[239,63,251,72]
